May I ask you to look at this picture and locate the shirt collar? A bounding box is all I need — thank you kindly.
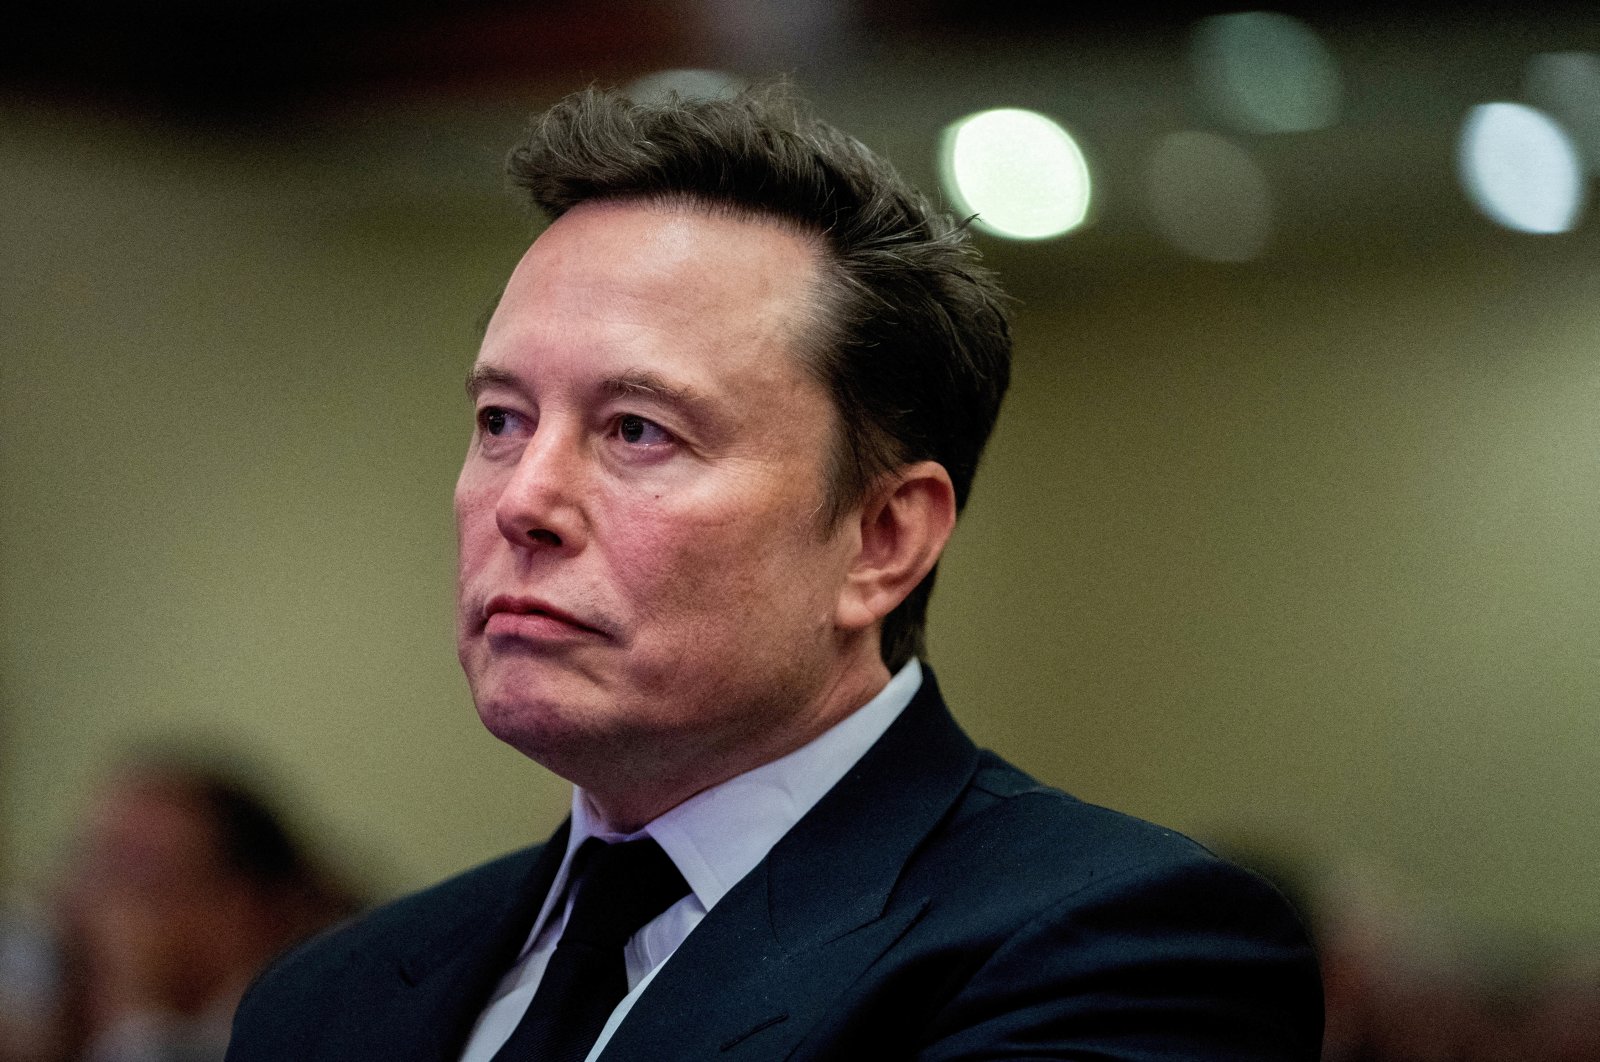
[564,659,923,916]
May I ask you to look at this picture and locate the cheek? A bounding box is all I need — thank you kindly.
[453,486,497,574]
[610,498,828,632]
[605,511,715,614]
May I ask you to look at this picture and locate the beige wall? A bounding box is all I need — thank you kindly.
[4,99,1598,947]
[0,104,565,900]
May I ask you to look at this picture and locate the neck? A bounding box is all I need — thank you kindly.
[581,652,895,833]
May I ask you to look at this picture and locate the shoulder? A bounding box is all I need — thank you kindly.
[938,751,1313,951]
[226,845,545,1061]
[288,844,541,972]
[901,752,1323,1058]
[925,750,1243,892]
[349,844,544,949]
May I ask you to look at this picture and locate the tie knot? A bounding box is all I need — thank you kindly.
[562,837,689,950]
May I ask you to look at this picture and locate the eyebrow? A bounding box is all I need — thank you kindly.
[600,370,712,413]
[464,365,520,398]
[464,366,717,419]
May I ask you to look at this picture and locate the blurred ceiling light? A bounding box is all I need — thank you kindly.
[1191,11,1342,134]
[625,69,745,105]
[1458,103,1584,235]
[1144,131,1272,262]
[1525,52,1600,172]
[939,108,1091,241]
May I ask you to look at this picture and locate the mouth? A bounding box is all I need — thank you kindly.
[481,595,608,639]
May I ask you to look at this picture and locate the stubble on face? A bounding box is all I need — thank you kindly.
[453,200,890,825]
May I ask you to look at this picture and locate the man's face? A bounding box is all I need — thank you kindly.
[455,201,867,802]
[58,777,264,1021]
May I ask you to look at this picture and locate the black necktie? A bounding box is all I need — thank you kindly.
[491,837,690,1062]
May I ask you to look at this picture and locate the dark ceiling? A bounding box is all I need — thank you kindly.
[4,0,1590,123]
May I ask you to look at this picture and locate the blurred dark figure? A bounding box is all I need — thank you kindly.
[40,756,360,1062]
[1520,960,1600,1062]
[1220,843,1600,1062]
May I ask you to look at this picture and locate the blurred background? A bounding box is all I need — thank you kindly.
[4,0,1600,1057]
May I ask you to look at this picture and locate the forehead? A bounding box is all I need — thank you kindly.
[490,199,823,347]
[84,777,215,861]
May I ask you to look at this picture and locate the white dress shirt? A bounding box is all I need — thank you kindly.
[458,660,923,1062]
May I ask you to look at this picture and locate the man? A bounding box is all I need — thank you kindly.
[52,756,357,1062]
[227,85,1322,1060]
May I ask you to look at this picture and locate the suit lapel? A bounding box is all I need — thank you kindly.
[362,821,572,1061]
[598,671,979,1059]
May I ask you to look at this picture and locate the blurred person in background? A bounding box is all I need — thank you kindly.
[1521,959,1600,1062]
[40,754,359,1062]
[1299,857,1600,1062]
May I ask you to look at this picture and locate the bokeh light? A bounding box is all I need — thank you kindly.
[1458,103,1584,234]
[939,108,1092,241]
[1144,131,1272,262]
[1525,52,1600,172]
[1191,11,1342,135]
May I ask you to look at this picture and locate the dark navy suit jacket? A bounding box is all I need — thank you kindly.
[227,673,1323,1059]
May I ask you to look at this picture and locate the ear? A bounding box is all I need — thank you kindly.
[835,461,958,633]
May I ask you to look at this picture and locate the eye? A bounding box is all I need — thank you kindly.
[477,407,517,436]
[615,413,674,446]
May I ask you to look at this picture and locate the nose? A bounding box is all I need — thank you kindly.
[493,426,586,552]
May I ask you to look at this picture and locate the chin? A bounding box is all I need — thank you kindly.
[478,712,573,775]
[472,681,604,767]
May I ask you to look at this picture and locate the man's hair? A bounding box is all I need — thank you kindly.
[114,752,365,923]
[507,83,1012,670]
